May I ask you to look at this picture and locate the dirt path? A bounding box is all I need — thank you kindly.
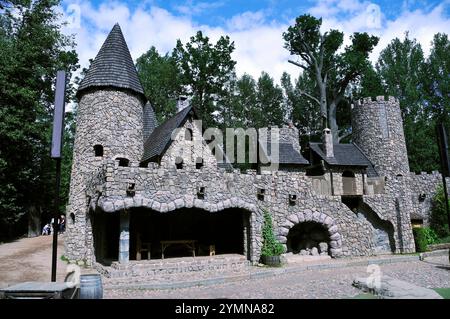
[0,235,67,288]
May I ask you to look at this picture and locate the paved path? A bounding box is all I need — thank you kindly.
[104,256,450,299]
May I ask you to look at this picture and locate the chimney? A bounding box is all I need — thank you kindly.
[322,128,334,157]
[177,95,188,112]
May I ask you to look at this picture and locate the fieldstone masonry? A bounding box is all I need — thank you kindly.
[65,24,445,272]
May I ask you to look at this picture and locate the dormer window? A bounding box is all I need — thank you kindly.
[185,128,193,141]
[196,157,204,170]
[176,157,183,169]
[94,145,103,157]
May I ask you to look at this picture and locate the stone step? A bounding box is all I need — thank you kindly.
[96,254,251,279]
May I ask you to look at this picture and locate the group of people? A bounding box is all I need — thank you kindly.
[41,215,66,235]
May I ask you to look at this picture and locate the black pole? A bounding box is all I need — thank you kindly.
[50,70,66,282]
[51,158,61,281]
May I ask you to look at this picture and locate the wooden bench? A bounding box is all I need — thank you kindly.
[160,240,197,259]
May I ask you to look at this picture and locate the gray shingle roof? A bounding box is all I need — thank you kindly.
[143,102,158,141]
[77,24,145,98]
[309,143,378,176]
[261,142,309,165]
[142,106,193,163]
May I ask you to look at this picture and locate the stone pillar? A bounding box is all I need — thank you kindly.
[119,211,130,263]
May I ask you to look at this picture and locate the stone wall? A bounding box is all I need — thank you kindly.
[71,157,411,264]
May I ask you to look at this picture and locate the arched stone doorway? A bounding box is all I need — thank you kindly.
[279,211,343,257]
[287,221,330,255]
[129,207,251,260]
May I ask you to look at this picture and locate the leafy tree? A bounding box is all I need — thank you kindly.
[254,72,285,128]
[283,14,378,142]
[281,71,321,147]
[376,33,439,172]
[0,0,78,239]
[423,33,449,125]
[352,63,384,100]
[136,46,181,123]
[172,31,236,127]
[430,186,450,238]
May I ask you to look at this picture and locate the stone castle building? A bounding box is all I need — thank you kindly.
[65,24,444,269]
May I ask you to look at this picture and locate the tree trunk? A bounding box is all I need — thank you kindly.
[28,205,41,238]
[329,101,339,143]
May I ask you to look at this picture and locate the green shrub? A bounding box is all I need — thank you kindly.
[430,186,450,238]
[413,227,438,252]
[261,210,285,257]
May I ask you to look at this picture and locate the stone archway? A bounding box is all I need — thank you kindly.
[95,195,263,264]
[277,210,343,257]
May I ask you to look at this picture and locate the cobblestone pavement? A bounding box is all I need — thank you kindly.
[104,256,450,299]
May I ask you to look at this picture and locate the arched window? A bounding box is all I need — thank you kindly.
[185,128,193,141]
[196,157,204,169]
[176,157,183,169]
[94,145,103,157]
[117,157,129,167]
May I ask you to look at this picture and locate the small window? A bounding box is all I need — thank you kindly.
[176,157,183,169]
[117,158,129,167]
[289,194,297,206]
[185,128,193,141]
[94,145,103,157]
[197,187,205,199]
[257,188,265,201]
[127,183,135,197]
[196,157,204,170]
[70,213,75,224]
[418,194,426,202]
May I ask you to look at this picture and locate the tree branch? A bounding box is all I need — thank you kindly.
[299,91,320,105]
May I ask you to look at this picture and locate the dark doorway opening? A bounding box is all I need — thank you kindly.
[92,211,119,265]
[287,221,330,255]
[129,207,251,260]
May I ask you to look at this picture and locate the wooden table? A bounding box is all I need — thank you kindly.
[160,240,197,259]
[0,282,76,299]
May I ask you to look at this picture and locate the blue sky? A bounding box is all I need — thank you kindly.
[61,0,450,82]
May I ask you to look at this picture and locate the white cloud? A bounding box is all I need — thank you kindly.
[60,0,450,88]
[174,0,225,16]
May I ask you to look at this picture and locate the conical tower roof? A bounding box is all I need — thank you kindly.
[77,23,145,98]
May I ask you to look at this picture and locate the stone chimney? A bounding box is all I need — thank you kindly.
[177,95,188,112]
[322,128,334,157]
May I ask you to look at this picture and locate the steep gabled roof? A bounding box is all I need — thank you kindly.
[309,142,378,177]
[143,102,158,140]
[260,142,309,165]
[77,24,145,98]
[142,106,193,163]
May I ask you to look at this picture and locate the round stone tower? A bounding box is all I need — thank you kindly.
[65,24,146,263]
[352,96,410,177]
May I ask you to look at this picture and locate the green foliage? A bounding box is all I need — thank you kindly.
[430,186,450,238]
[261,210,285,257]
[283,14,378,141]
[136,46,180,123]
[0,0,78,239]
[172,31,236,127]
[413,227,438,252]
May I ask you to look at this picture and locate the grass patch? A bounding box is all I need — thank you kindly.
[433,288,450,299]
